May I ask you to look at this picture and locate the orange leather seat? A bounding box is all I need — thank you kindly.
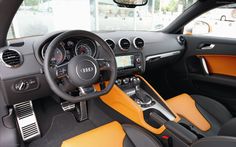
[166,94,234,137]
[61,121,162,147]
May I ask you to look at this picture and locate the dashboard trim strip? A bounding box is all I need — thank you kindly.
[146,51,181,61]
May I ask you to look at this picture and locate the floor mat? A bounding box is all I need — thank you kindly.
[29,112,96,147]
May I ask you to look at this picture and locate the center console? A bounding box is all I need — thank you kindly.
[115,76,176,122]
[113,51,177,124]
[98,74,199,146]
[97,51,200,147]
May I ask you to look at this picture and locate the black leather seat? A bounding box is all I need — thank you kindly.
[61,121,236,147]
[167,94,236,137]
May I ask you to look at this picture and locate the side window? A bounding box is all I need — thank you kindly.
[184,4,236,38]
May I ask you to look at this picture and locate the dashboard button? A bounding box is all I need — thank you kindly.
[15,81,29,91]
[14,77,39,92]
[136,57,141,63]
[123,78,130,84]
[115,79,122,86]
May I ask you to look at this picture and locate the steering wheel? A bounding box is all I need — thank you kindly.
[44,30,117,103]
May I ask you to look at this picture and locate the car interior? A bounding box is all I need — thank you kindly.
[1,0,236,147]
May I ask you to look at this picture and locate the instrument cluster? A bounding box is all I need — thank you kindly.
[41,38,97,66]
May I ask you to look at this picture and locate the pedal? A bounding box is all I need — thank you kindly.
[13,101,40,141]
[77,101,88,121]
[61,101,75,111]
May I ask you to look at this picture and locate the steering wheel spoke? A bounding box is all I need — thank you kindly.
[97,59,112,71]
[79,86,96,96]
[54,63,68,78]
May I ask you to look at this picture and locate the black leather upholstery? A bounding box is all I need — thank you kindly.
[218,118,236,137]
[123,124,162,147]
[191,136,236,147]
[61,120,236,147]
[191,95,232,124]
[188,95,234,137]
[123,135,135,147]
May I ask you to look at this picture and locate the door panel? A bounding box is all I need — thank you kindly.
[167,35,236,115]
[198,55,236,77]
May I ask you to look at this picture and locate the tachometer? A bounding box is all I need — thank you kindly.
[41,42,66,65]
[50,47,65,65]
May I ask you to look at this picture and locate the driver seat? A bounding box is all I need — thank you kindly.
[61,121,162,147]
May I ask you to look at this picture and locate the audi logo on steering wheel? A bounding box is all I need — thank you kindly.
[80,67,94,73]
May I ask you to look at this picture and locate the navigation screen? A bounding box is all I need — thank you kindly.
[116,55,134,69]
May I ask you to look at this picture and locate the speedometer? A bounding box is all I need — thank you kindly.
[75,44,92,56]
[75,39,97,57]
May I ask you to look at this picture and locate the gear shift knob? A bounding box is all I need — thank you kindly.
[133,77,141,90]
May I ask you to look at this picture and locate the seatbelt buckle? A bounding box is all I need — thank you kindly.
[161,135,173,147]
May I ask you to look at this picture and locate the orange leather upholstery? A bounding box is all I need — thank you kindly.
[198,55,236,77]
[61,121,126,147]
[95,76,180,135]
[97,84,166,135]
[166,94,211,132]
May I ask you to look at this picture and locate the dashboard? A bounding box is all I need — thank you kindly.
[0,31,185,105]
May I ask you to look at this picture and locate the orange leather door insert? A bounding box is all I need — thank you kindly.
[198,55,236,77]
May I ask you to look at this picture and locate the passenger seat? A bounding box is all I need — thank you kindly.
[166,93,236,137]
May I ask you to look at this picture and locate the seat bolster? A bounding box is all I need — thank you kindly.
[191,95,232,124]
[191,136,236,147]
[219,118,236,137]
[122,124,162,147]
[166,94,211,131]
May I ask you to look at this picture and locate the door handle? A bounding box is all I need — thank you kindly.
[199,57,209,75]
[200,44,215,50]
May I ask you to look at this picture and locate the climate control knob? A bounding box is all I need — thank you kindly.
[115,79,122,86]
[123,78,130,84]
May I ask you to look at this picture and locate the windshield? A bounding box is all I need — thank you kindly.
[8,0,197,39]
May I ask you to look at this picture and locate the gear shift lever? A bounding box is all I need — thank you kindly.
[133,78,152,105]
[133,77,141,91]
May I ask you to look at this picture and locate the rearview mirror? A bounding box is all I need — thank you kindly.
[114,0,148,8]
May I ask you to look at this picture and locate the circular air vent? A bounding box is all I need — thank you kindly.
[105,39,115,50]
[1,49,23,68]
[177,35,186,46]
[133,37,144,49]
[118,38,130,51]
